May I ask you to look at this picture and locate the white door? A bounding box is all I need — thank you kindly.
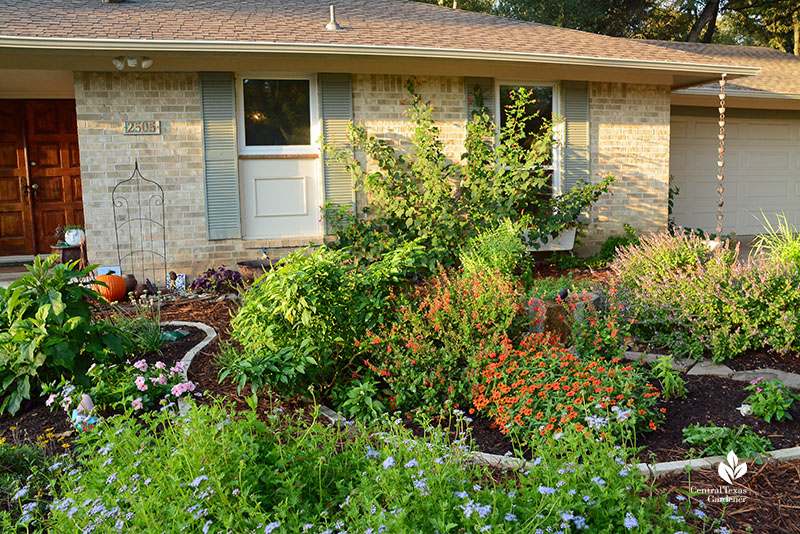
[670,115,800,235]
[237,75,323,239]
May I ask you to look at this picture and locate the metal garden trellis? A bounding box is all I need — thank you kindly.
[111,162,168,286]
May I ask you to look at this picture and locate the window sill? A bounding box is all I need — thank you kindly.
[238,154,319,160]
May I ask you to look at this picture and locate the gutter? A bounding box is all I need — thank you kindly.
[675,86,800,101]
[0,35,761,77]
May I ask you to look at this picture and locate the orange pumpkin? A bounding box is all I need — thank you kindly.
[94,274,127,302]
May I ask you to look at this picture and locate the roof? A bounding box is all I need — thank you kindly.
[0,0,757,75]
[654,41,800,96]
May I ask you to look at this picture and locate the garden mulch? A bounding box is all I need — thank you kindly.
[637,374,800,464]
[655,459,800,534]
[0,323,205,449]
[726,349,800,375]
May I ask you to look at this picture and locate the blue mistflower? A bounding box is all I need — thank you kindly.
[624,512,639,530]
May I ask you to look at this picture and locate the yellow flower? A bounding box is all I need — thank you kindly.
[61,443,70,448]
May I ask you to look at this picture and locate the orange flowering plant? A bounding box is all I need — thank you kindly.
[362,268,529,412]
[570,287,633,361]
[471,332,662,445]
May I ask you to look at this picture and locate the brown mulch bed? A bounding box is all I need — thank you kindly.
[726,349,800,375]
[637,374,800,463]
[655,459,800,534]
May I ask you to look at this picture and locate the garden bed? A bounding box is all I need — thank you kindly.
[0,324,206,447]
[637,373,800,463]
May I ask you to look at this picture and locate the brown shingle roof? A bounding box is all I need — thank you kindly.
[653,41,800,95]
[0,0,753,71]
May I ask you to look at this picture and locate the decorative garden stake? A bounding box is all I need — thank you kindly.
[717,73,726,238]
[112,162,168,287]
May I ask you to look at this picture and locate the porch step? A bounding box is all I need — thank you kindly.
[0,255,35,267]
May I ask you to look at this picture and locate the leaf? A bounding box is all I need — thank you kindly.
[48,289,66,317]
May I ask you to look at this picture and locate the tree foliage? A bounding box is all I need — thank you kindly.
[411,0,800,54]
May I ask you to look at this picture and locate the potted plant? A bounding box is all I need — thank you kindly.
[64,225,86,246]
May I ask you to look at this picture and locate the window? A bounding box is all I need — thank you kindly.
[238,77,317,153]
[496,82,559,197]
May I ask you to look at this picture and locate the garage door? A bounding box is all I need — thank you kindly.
[670,115,800,235]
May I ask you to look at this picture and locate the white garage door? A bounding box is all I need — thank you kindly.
[670,115,800,235]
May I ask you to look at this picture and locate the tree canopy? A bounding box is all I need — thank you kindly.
[412,0,800,55]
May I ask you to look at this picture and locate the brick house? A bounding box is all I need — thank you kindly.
[0,0,798,277]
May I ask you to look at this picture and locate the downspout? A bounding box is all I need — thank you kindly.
[716,73,726,238]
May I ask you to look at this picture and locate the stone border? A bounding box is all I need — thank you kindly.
[315,352,800,478]
[622,350,800,388]
[161,320,218,415]
[622,350,800,477]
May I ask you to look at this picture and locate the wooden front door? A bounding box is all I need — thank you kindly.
[0,100,83,256]
[0,101,35,255]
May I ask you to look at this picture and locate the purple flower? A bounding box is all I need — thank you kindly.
[624,512,639,529]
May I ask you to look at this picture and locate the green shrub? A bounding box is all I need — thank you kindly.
[752,211,800,267]
[614,231,800,361]
[363,268,526,412]
[729,260,800,355]
[554,224,639,270]
[323,79,614,267]
[0,255,130,415]
[459,219,527,276]
[225,242,425,397]
[744,377,799,423]
[682,423,771,459]
[612,232,743,361]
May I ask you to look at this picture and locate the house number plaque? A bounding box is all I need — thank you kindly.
[124,120,161,135]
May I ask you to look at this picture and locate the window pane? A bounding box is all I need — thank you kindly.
[243,79,310,146]
[499,85,553,157]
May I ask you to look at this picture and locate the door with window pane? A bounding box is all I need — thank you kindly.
[238,77,322,239]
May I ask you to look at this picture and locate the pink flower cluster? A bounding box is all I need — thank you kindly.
[135,376,148,392]
[132,397,143,410]
[171,381,196,397]
[133,359,148,372]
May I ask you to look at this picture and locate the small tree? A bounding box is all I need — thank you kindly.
[324,79,613,266]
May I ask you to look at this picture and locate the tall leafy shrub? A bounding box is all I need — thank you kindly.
[612,233,742,360]
[613,231,800,361]
[226,242,425,396]
[0,255,129,414]
[324,79,614,266]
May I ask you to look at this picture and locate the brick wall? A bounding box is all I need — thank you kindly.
[351,74,467,213]
[74,72,310,279]
[583,82,671,250]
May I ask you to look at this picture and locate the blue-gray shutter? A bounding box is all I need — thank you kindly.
[562,81,590,192]
[199,72,241,240]
[465,77,494,118]
[319,73,354,232]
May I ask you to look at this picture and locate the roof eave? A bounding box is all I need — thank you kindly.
[675,87,800,101]
[0,36,761,77]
